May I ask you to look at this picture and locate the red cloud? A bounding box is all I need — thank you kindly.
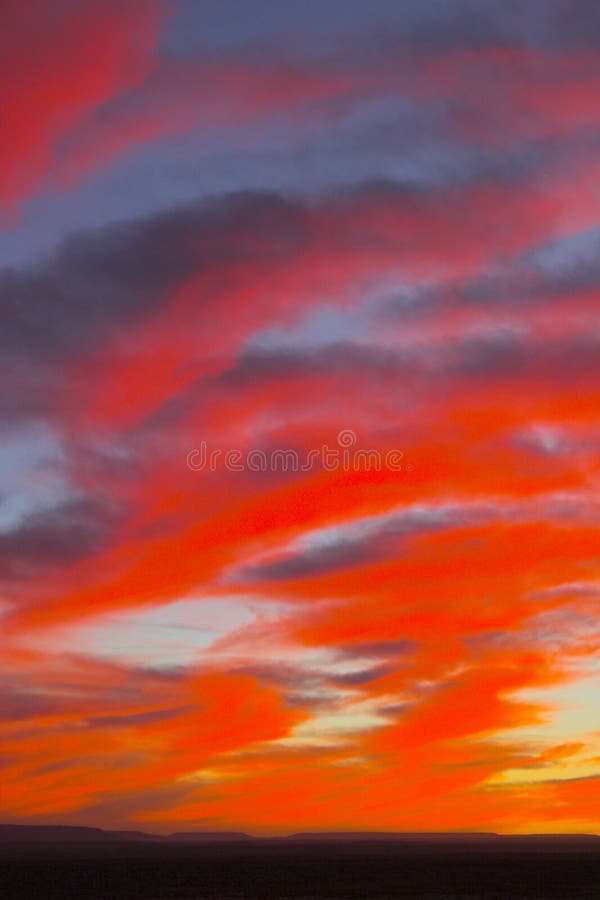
[4,10,600,835]
[0,0,166,214]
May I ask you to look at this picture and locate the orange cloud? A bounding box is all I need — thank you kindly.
[3,7,600,835]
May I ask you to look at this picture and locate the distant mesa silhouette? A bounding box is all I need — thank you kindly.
[287,832,499,841]
[169,831,252,842]
[1,824,600,847]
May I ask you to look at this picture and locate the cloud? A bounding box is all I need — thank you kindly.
[241,504,489,582]
[0,192,307,363]
[0,0,166,214]
[0,496,119,584]
[4,0,600,835]
[1,652,304,822]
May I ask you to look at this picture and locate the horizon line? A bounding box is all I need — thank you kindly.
[2,824,600,841]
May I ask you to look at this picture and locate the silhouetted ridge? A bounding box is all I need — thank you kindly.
[1,824,599,846]
[169,832,252,842]
[288,831,499,841]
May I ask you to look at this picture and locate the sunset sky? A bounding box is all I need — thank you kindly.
[2,0,600,835]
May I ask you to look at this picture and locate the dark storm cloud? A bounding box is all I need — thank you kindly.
[0,496,119,582]
[383,223,600,324]
[222,325,600,404]
[227,659,401,713]
[447,331,600,382]
[0,690,188,728]
[243,533,381,581]
[0,691,64,722]
[461,227,600,307]
[219,341,413,388]
[328,664,396,686]
[230,662,317,692]
[0,191,308,365]
[0,362,65,421]
[0,660,198,740]
[337,639,417,660]
[8,172,597,424]
[242,506,489,583]
[89,706,194,728]
[444,331,530,378]
[168,0,600,56]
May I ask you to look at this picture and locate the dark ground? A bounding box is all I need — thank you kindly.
[2,840,600,899]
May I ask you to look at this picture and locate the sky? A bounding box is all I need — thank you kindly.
[1,0,600,835]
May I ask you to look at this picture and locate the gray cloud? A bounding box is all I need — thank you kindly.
[0,191,308,367]
[0,496,119,584]
[242,505,489,582]
[89,706,195,729]
[218,340,416,392]
[328,664,397,686]
[337,639,417,659]
[169,0,600,56]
